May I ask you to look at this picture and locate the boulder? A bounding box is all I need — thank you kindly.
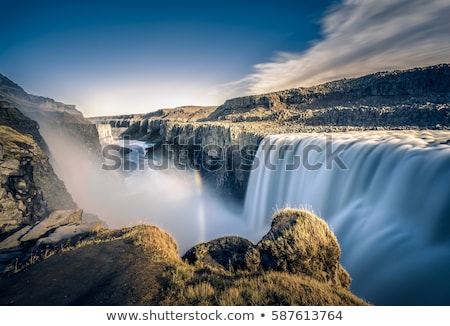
[0,226,31,250]
[257,208,350,287]
[37,214,102,246]
[183,236,259,272]
[20,209,83,242]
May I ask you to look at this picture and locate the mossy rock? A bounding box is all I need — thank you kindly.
[257,208,351,287]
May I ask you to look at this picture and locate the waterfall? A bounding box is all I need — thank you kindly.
[95,123,114,144]
[244,131,450,305]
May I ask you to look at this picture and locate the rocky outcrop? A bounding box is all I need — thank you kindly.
[0,208,102,273]
[184,209,351,289]
[0,100,101,274]
[0,102,76,210]
[183,236,260,272]
[0,101,48,152]
[0,218,366,305]
[18,209,83,243]
[0,209,94,249]
[0,121,76,232]
[0,153,48,232]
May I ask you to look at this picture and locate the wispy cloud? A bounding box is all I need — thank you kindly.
[232,0,450,95]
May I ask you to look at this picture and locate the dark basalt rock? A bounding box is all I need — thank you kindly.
[183,236,260,272]
[0,100,78,235]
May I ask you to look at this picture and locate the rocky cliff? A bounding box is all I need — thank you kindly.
[0,104,77,229]
[0,78,103,274]
[0,111,101,273]
[92,64,450,199]
[89,106,217,139]
[90,114,146,139]
[207,64,450,124]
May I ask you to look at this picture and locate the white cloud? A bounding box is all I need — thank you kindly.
[233,0,450,95]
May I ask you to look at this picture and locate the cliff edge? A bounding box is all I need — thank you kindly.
[0,209,367,305]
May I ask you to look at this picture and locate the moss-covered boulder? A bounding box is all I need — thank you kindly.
[257,208,351,287]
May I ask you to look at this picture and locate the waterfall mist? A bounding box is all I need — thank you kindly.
[38,126,251,254]
[244,131,450,305]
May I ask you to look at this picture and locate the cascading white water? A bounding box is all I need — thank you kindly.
[244,131,450,305]
[96,123,114,144]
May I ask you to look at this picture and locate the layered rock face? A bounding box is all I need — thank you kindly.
[0,106,77,231]
[158,121,263,198]
[207,64,450,125]
[0,129,49,232]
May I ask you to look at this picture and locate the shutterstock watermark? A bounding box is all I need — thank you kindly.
[101,135,348,172]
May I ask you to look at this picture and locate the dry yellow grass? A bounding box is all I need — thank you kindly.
[0,125,43,160]
[158,266,366,306]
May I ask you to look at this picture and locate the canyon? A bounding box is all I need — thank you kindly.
[0,64,449,305]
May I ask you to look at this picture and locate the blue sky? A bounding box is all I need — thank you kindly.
[1,0,449,116]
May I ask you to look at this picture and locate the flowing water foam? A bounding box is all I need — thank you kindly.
[244,130,450,305]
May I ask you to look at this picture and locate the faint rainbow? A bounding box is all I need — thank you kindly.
[193,169,205,243]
